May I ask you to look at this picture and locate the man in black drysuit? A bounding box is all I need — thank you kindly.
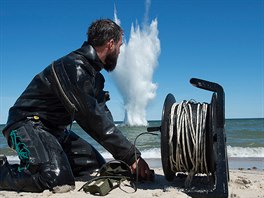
[0,19,152,192]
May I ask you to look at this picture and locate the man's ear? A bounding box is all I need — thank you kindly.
[108,39,114,50]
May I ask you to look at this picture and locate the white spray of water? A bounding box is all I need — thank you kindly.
[112,1,160,126]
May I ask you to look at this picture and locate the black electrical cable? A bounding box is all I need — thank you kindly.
[133,131,159,189]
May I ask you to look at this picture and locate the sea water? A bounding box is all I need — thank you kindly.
[0,118,263,168]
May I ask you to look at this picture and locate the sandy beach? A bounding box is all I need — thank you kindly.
[0,167,263,198]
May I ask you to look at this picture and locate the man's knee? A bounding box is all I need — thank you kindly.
[32,128,75,191]
[37,151,75,192]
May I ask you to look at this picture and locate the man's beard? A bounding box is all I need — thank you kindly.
[104,50,118,72]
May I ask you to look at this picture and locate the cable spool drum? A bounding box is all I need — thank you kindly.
[161,94,215,181]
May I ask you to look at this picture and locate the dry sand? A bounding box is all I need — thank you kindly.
[0,168,263,198]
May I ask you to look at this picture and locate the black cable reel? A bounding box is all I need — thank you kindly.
[148,78,229,198]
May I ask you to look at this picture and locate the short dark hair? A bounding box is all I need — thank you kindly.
[87,19,123,47]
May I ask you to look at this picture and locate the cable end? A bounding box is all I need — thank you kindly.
[147,126,161,132]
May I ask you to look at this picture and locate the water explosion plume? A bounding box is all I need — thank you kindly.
[112,1,160,126]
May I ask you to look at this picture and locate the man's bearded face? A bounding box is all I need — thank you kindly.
[104,48,118,72]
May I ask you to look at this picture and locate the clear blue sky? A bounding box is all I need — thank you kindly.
[0,0,263,124]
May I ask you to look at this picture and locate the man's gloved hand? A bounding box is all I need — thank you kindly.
[130,157,154,181]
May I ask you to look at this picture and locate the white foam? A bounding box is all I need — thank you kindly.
[101,148,161,159]
[6,146,264,164]
[227,145,264,158]
[102,146,264,159]
[6,155,19,164]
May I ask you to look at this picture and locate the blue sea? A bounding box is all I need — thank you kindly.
[0,118,263,169]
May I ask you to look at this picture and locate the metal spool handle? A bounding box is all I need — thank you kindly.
[190,78,225,128]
